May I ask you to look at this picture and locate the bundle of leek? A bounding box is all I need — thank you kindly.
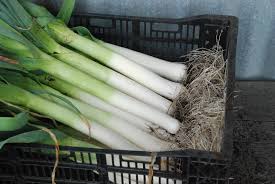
[0,0,188,152]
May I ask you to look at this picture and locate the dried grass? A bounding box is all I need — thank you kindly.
[155,39,227,152]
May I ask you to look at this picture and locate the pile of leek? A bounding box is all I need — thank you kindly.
[0,0,188,152]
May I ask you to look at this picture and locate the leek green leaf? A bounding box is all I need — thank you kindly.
[72,26,98,42]
[57,0,75,25]
[0,112,29,131]
[0,129,69,149]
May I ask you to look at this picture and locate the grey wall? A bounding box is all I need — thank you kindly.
[40,0,275,80]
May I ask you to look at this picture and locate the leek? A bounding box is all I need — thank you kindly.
[0,18,180,134]
[1,0,172,112]
[35,75,157,131]
[39,75,180,134]
[48,21,183,99]
[100,42,188,82]
[0,82,141,151]
[19,0,184,100]
[74,26,187,82]
[2,72,171,151]
[44,88,172,152]
[52,47,172,112]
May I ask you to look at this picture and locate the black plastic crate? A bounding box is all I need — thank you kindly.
[0,158,16,184]
[0,13,238,184]
[0,178,16,184]
[1,144,231,184]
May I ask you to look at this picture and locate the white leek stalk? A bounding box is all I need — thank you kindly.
[100,42,187,82]
[0,84,140,151]
[40,75,180,134]
[37,85,172,152]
